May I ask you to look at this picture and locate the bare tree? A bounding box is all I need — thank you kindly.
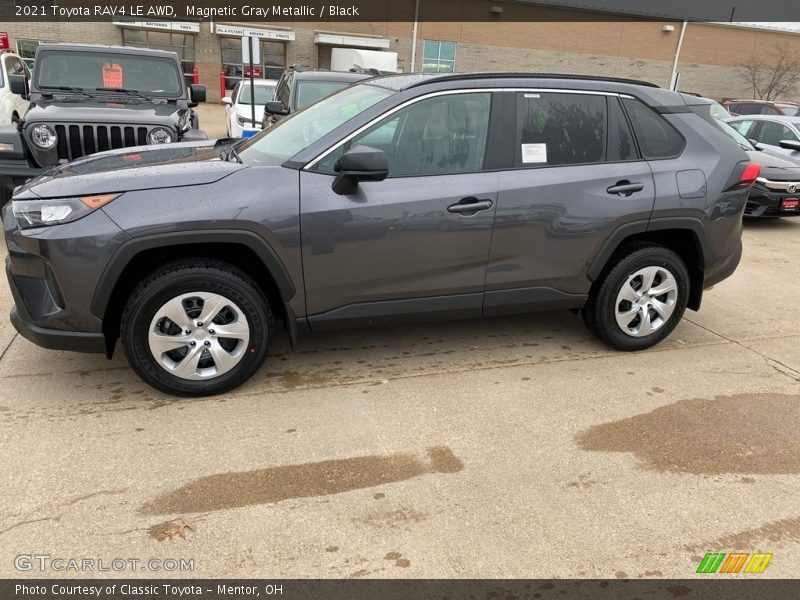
[736,42,800,101]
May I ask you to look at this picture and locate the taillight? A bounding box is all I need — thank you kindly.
[740,162,761,187]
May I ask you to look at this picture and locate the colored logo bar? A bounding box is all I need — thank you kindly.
[696,552,772,574]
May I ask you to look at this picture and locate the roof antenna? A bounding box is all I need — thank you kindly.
[729,6,736,22]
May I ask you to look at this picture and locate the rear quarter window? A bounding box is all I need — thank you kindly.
[622,97,685,160]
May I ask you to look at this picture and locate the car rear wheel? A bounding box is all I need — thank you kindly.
[121,260,272,396]
[583,245,689,351]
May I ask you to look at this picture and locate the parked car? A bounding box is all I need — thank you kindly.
[222,78,278,137]
[261,67,370,128]
[699,107,800,217]
[3,73,757,396]
[723,99,800,117]
[0,52,30,125]
[727,115,800,162]
[0,43,208,204]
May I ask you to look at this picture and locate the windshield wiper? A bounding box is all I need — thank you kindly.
[95,87,155,101]
[39,85,102,99]
[220,141,243,164]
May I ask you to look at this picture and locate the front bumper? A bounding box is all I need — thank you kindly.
[746,186,800,217]
[3,203,129,354]
[10,307,105,353]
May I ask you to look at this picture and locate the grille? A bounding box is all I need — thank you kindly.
[49,124,154,161]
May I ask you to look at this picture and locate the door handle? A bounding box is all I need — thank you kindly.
[447,197,494,214]
[607,181,645,197]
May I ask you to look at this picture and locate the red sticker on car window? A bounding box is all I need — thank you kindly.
[102,63,123,88]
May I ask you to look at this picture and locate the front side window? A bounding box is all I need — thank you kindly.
[239,83,394,167]
[315,92,492,178]
[757,120,800,146]
[515,92,608,167]
[622,97,685,160]
[422,41,456,73]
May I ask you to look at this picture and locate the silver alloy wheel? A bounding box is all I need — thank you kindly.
[614,266,679,338]
[147,292,251,381]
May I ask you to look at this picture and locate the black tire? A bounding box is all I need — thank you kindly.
[583,244,689,351]
[120,259,273,396]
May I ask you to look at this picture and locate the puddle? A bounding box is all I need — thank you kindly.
[139,446,463,515]
[576,394,800,474]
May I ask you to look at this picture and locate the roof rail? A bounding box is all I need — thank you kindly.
[407,72,661,89]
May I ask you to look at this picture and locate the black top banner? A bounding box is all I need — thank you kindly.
[3,0,800,22]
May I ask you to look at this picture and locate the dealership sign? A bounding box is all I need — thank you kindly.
[214,24,295,41]
[112,18,200,33]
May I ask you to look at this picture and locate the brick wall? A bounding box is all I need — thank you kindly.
[3,14,800,102]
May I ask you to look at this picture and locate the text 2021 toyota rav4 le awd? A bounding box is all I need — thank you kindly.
[3,73,758,396]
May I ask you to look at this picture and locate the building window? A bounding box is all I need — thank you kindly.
[121,29,196,86]
[422,40,456,73]
[220,37,287,92]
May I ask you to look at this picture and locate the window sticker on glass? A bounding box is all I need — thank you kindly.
[102,63,124,88]
[521,143,547,164]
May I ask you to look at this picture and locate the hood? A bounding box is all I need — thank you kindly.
[18,141,245,199]
[25,98,183,125]
[746,149,800,177]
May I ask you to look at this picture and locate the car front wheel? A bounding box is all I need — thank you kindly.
[120,260,272,396]
[583,245,689,351]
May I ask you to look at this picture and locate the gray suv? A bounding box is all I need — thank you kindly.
[3,73,757,396]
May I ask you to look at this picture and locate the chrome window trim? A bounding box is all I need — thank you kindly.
[304,87,627,170]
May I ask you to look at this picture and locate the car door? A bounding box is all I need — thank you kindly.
[227,82,240,135]
[485,91,656,313]
[4,55,30,121]
[752,119,800,159]
[299,90,500,327]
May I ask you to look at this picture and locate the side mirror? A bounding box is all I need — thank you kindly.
[332,145,389,195]
[265,101,288,116]
[778,139,800,152]
[188,84,206,107]
[9,74,28,99]
[221,96,233,106]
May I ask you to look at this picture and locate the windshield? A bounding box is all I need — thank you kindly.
[238,83,393,167]
[239,83,276,105]
[296,80,357,109]
[779,104,800,116]
[35,50,183,96]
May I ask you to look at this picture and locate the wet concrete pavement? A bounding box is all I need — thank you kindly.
[1,108,798,579]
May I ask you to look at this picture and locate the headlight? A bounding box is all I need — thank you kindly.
[147,127,173,144]
[177,110,191,132]
[12,193,121,229]
[30,124,57,150]
[236,115,249,127]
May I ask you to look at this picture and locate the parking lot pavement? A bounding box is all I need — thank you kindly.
[196,101,230,140]
[0,219,799,579]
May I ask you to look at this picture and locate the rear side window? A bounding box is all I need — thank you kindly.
[514,92,607,167]
[622,97,685,160]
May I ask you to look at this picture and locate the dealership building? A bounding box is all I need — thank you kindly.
[2,0,800,102]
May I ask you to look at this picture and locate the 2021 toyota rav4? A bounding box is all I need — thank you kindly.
[3,73,758,396]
